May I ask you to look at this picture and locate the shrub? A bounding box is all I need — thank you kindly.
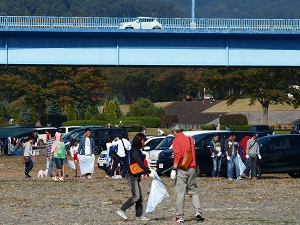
[201,125,251,131]
[62,116,161,128]
[220,114,248,126]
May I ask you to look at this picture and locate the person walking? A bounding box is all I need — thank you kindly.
[78,128,95,179]
[45,132,55,177]
[23,135,34,178]
[116,133,156,221]
[110,133,131,178]
[244,134,261,179]
[169,123,204,223]
[50,132,67,181]
[225,132,242,180]
[209,134,222,178]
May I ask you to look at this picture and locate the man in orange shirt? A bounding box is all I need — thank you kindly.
[170,123,204,223]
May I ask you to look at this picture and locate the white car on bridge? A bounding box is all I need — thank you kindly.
[119,17,162,29]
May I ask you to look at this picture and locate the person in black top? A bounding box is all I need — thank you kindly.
[116,133,156,221]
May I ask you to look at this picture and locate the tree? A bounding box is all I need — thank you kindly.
[127,98,165,117]
[47,102,63,115]
[202,68,300,124]
[19,108,32,125]
[0,67,109,126]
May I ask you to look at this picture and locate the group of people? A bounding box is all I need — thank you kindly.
[21,124,205,223]
[23,127,96,180]
[210,132,261,180]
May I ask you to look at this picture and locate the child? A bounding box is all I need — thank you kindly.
[141,154,149,180]
[69,139,79,177]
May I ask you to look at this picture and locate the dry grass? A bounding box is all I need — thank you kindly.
[202,99,300,113]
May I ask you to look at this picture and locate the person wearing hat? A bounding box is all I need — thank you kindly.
[243,133,261,179]
[209,134,222,178]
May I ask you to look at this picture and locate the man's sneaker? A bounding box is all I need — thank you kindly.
[59,177,64,181]
[172,216,184,223]
[117,208,127,219]
[136,216,149,221]
[227,178,233,181]
[195,210,204,221]
[24,173,29,178]
[52,176,58,181]
[237,176,242,180]
[87,175,92,179]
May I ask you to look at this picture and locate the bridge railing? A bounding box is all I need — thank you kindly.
[1,16,300,32]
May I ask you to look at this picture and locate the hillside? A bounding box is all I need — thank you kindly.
[1,0,300,18]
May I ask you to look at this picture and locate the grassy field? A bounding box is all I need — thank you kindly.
[203,99,300,113]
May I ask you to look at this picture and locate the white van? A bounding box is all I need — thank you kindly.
[36,127,58,145]
[59,126,81,135]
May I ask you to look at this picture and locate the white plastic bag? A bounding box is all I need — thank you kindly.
[145,174,169,213]
[235,156,246,176]
[78,155,95,175]
[68,160,76,170]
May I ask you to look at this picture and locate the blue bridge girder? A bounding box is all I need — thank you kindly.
[1,16,300,67]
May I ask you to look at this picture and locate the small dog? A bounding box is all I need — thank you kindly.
[38,169,48,178]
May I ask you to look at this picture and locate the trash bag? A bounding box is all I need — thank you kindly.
[145,174,169,214]
[68,160,76,170]
[234,156,246,176]
[78,155,95,175]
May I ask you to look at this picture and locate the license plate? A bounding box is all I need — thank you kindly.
[159,164,163,169]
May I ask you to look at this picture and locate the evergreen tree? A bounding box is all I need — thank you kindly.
[76,100,88,120]
[19,108,32,125]
[113,97,122,118]
[47,102,62,115]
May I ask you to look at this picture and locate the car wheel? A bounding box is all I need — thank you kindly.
[152,26,161,29]
[125,27,134,29]
[288,172,300,178]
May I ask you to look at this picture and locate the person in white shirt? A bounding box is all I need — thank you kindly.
[109,134,131,178]
[70,139,79,177]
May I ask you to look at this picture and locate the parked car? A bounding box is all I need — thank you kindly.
[59,126,81,135]
[290,124,300,134]
[256,134,300,178]
[119,17,162,29]
[97,135,165,169]
[156,131,269,176]
[249,125,275,135]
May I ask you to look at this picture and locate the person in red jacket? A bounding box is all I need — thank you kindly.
[170,123,204,223]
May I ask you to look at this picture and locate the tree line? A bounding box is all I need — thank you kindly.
[1,0,300,19]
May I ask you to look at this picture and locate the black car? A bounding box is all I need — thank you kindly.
[156,131,268,176]
[290,124,300,134]
[256,135,300,178]
[249,125,275,135]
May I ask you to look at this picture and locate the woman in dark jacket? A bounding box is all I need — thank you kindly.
[116,133,156,221]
